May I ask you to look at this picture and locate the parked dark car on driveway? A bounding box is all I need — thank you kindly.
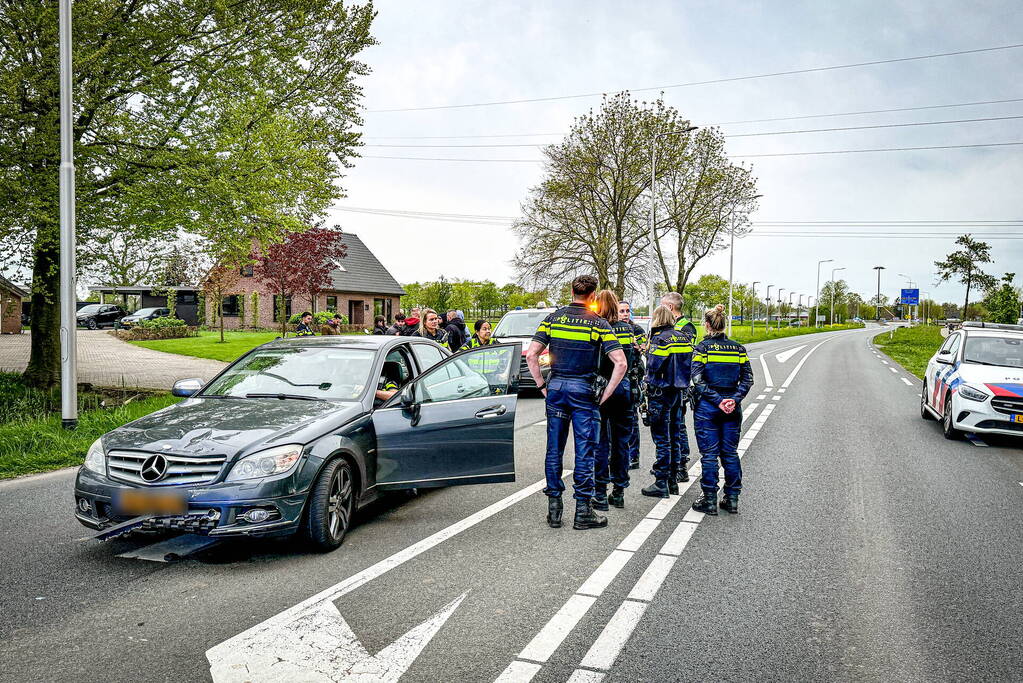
[118,307,170,328]
[76,303,126,329]
[74,335,522,551]
[491,308,553,390]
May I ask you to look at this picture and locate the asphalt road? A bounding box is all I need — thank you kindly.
[1,326,1020,682]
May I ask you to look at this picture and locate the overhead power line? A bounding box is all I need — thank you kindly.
[368,43,1023,112]
[361,114,1023,148]
[363,96,1023,140]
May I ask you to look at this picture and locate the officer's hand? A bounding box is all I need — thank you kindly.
[719,398,736,413]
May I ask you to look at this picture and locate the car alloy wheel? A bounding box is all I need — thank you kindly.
[87,318,98,330]
[303,458,354,551]
[942,395,961,440]
[920,381,935,420]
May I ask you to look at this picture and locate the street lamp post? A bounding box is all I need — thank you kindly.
[648,126,698,315]
[788,292,795,325]
[873,266,886,321]
[765,285,773,331]
[59,0,78,429]
[830,266,846,326]
[751,281,760,335]
[798,294,804,325]
[814,259,833,328]
[777,289,786,330]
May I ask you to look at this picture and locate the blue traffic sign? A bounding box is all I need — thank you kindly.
[901,288,920,305]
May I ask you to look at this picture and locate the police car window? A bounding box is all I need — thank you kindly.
[411,343,446,371]
[946,334,962,357]
[416,346,517,404]
[963,336,1023,369]
[938,335,957,354]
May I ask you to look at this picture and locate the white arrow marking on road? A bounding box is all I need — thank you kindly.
[774,345,807,364]
[209,592,467,682]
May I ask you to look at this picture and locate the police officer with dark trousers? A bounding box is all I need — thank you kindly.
[690,304,754,515]
[618,300,647,470]
[592,290,636,510]
[526,275,628,530]
[640,304,693,498]
[660,291,696,482]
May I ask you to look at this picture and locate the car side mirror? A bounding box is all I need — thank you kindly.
[172,378,203,397]
[400,385,416,407]
[935,355,953,365]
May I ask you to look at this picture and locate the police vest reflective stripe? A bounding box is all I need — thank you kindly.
[674,318,693,332]
[693,350,748,364]
[651,340,694,356]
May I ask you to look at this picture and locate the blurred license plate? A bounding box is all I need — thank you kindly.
[114,489,186,516]
[1013,414,1023,424]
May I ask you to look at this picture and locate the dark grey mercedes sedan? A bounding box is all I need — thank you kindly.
[73,335,521,551]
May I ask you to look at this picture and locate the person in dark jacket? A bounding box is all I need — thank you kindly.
[295,312,315,337]
[400,308,420,336]
[444,310,467,352]
[640,305,694,499]
[690,304,754,515]
[414,308,449,345]
[660,291,696,482]
[619,300,646,471]
[320,313,343,335]
[385,312,406,335]
[372,315,387,335]
[459,319,498,351]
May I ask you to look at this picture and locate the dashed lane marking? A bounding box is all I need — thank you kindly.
[759,354,774,388]
[889,367,898,373]
[901,377,913,386]
[772,395,781,401]
[756,394,766,400]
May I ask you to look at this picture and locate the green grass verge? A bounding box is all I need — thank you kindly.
[131,330,364,363]
[724,322,864,345]
[873,325,944,379]
[0,394,181,479]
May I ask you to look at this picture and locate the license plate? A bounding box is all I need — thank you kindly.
[1013,414,1023,424]
[114,489,186,516]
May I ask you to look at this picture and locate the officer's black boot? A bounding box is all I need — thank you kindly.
[675,460,690,483]
[691,490,719,515]
[641,480,670,499]
[546,496,563,528]
[629,457,640,470]
[667,472,679,496]
[719,494,739,514]
[573,500,608,530]
[592,487,609,511]
[608,486,625,509]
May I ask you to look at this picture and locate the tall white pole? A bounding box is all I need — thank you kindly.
[814,259,833,328]
[59,0,78,429]
[727,219,735,337]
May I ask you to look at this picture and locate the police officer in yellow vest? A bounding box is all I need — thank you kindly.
[659,292,696,482]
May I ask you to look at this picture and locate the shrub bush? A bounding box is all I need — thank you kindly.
[113,323,197,341]
[137,316,187,329]
[287,311,348,325]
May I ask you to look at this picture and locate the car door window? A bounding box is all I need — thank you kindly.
[946,334,962,358]
[411,342,446,372]
[938,334,957,356]
[414,345,518,404]
[380,345,414,390]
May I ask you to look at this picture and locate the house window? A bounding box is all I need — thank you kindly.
[240,264,254,277]
[273,295,292,322]
[374,298,392,320]
[326,295,337,311]
[176,291,197,305]
[222,295,241,317]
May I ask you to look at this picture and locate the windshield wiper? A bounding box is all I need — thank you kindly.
[244,393,325,401]
[963,359,1001,366]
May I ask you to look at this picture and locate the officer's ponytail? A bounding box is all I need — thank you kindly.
[704,304,727,333]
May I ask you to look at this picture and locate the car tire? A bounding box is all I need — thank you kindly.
[942,394,961,440]
[302,458,355,552]
[920,381,935,420]
[87,318,98,330]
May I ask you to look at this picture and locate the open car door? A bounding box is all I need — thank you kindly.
[372,342,521,490]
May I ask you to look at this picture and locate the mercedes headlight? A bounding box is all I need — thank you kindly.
[958,384,988,402]
[226,444,303,482]
[84,438,105,475]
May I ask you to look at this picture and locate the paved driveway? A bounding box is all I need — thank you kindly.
[0,331,227,390]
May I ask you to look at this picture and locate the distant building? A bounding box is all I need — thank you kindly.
[0,275,28,334]
[87,286,201,325]
[205,233,405,329]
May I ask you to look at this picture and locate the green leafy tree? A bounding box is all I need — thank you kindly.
[682,274,730,318]
[0,0,375,387]
[934,235,998,323]
[984,273,1021,323]
[818,280,850,324]
[475,281,503,311]
[447,280,477,313]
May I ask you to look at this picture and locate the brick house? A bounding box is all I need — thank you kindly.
[209,233,405,329]
[0,275,28,334]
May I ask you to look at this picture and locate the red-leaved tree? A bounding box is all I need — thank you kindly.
[254,227,347,336]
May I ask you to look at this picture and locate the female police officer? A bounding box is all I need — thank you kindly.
[640,305,693,499]
[690,304,754,515]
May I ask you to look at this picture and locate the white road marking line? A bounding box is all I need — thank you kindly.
[617,518,662,552]
[780,334,845,389]
[627,554,678,601]
[517,594,598,664]
[901,377,913,386]
[659,521,699,556]
[756,394,766,400]
[579,600,648,670]
[759,354,774,387]
[577,551,635,598]
[889,367,898,374]
[772,395,781,401]
[682,509,705,524]
[882,360,889,365]
[645,496,680,520]
[774,345,807,364]
[778,388,786,393]
[495,661,543,682]
[566,670,605,683]
[207,472,570,680]
[531,419,547,427]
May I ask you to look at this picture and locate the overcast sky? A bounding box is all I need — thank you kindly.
[338,0,1023,306]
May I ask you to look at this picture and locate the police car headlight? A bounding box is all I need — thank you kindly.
[227,444,303,482]
[958,384,988,402]
[539,352,551,367]
[84,438,105,476]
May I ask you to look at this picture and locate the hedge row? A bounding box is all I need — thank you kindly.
[111,325,199,341]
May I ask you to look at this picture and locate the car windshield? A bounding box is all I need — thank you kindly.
[133,308,160,316]
[494,311,550,338]
[963,336,1023,369]
[78,304,102,314]
[201,346,376,400]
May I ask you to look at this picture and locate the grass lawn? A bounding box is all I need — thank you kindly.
[131,330,365,363]
[873,325,944,379]
[724,322,864,345]
[0,391,180,480]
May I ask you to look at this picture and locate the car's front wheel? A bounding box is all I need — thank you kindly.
[303,458,355,551]
[942,394,961,440]
[87,318,98,330]
[920,381,935,420]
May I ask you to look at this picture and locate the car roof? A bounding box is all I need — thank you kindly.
[962,328,1023,338]
[259,335,431,351]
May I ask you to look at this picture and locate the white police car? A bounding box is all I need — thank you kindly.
[920,322,1023,439]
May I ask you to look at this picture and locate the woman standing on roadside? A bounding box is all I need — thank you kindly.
[459,319,498,351]
[689,304,754,516]
[415,308,449,345]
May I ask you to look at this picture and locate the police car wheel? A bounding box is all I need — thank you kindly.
[941,395,961,440]
[302,458,354,552]
[920,382,935,420]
